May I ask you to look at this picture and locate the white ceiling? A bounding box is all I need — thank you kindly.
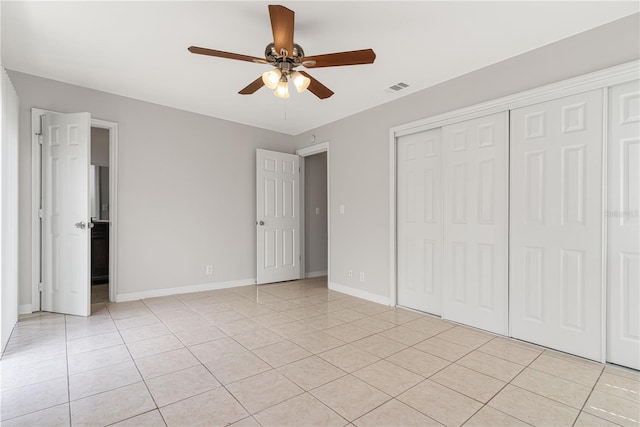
[2,1,638,135]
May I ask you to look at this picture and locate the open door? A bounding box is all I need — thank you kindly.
[256,149,301,284]
[41,112,91,316]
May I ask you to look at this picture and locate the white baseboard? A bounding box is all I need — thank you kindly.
[329,282,391,306]
[18,304,32,315]
[305,270,328,278]
[115,278,257,302]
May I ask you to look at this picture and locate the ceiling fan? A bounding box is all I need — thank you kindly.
[188,4,376,99]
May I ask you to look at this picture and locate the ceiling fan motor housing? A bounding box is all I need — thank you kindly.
[265,42,305,76]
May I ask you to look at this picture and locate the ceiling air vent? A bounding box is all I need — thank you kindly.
[385,82,409,93]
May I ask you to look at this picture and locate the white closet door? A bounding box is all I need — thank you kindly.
[510,89,603,361]
[397,128,442,315]
[607,80,640,370]
[442,112,509,334]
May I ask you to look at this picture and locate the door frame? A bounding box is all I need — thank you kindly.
[296,141,330,283]
[31,108,119,310]
[388,60,638,362]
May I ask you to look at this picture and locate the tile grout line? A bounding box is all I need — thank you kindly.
[481,349,576,427]
[65,314,71,427]
[111,300,169,427]
[571,367,608,427]
[0,314,68,424]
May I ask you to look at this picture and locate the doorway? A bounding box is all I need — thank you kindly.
[90,127,110,304]
[31,108,118,314]
[303,152,328,278]
[297,142,330,282]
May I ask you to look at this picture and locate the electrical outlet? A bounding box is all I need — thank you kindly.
[340,204,345,214]
[360,272,365,282]
[316,207,320,215]
[348,269,353,278]
[206,265,213,275]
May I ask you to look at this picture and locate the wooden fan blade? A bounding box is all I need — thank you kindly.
[269,5,294,57]
[188,46,265,63]
[303,49,376,68]
[299,71,334,99]
[239,76,265,95]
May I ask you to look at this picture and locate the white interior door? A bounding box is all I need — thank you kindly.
[397,128,442,315]
[607,80,640,370]
[510,90,603,361]
[442,112,509,334]
[256,149,301,284]
[42,112,91,316]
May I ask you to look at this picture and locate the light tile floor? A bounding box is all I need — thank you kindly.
[1,277,638,426]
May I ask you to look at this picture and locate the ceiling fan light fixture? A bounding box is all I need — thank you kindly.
[262,68,282,89]
[291,71,311,93]
[274,80,290,98]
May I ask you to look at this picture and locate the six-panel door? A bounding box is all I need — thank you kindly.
[442,112,509,335]
[397,128,443,315]
[607,81,640,370]
[509,90,604,361]
[42,112,92,317]
[256,149,301,285]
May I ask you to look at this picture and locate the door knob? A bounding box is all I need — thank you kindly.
[257,220,265,226]
[75,221,86,229]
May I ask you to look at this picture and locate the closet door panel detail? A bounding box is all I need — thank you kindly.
[397,128,443,315]
[607,80,640,370]
[442,112,509,334]
[510,89,603,361]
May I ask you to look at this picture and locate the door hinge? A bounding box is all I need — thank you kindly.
[38,282,43,292]
[38,209,44,219]
[38,134,43,145]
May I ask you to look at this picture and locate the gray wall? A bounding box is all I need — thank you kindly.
[293,14,640,300]
[12,71,294,305]
[91,127,109,166]
[304,152,328,275]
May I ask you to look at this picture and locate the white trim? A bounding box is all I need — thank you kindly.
[305,270,328,279]
[30,109,43,311]
[296,141,331,285]
[506,110,512,338]
[392,61,639,137]
[388,60,640,318]
[18,305,32,315]
[600,87,609,364]
[329,282,391,306]
[388,128,397,307]
[299,157,306,278]
[31,108,119,312]
[296,141,328,157]
[115,278,257,302]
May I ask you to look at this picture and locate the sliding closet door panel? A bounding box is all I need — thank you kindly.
[510,89,603,361]
[607,80,640,370]
[442,112,509,334]
[397,128,442,315]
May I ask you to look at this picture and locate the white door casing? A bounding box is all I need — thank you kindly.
[607,80,640,370]
[397,128,443,315]
[510,90,603,361]
[256,149,301,284]
[442,112,509,335]
[41,113,91,316]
